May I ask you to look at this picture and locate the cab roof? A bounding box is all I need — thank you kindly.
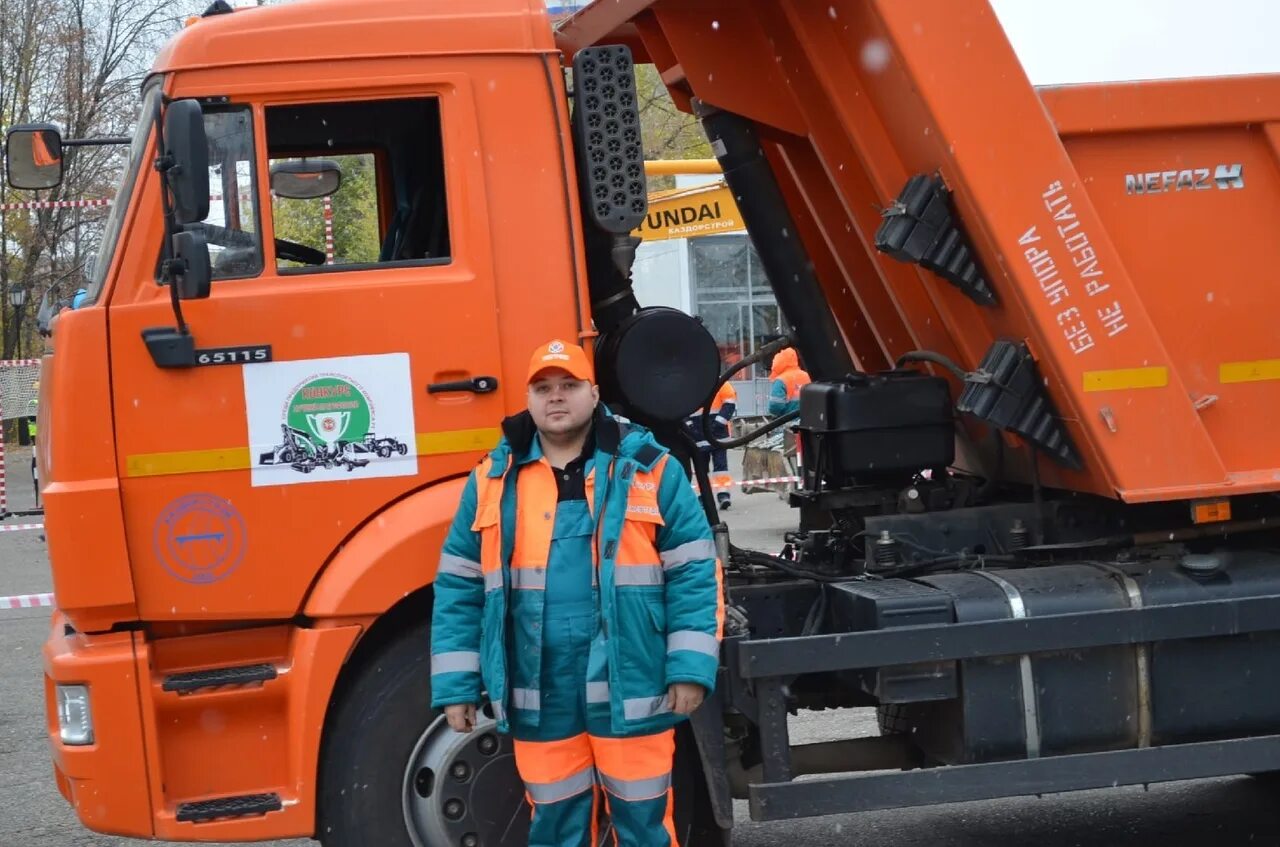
[152,0,557,75]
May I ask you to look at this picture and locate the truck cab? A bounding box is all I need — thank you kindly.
[29,0,636,840]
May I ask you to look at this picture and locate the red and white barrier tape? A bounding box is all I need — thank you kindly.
[0,522,44,532]
[0,359,41,367]
[695,475,802,491]
[0,592,53,610]
[0,199,110,211]
[323,195,335,264]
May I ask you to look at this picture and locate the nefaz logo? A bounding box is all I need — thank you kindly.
[1125,164,1244,195]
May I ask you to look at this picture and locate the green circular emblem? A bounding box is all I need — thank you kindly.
[286,375,372,446]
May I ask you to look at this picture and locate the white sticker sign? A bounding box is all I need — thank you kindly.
[243,353,417,487]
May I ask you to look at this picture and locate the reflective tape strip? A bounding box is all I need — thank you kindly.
[430,651,480,675]
[512,688,541,711]
[599,771,671,802]
[526,765,596,804]
[667,630,719,658]
[714,415,729,426]
[1220,358,1280,384]
[660,539,716,571]
[438,553,482,579]
[511,567,547,590]
[614,565,664,586]
[483,570,503,592]
[586,681,611,704]
[623,695,672,721]
[1082,366,1168,392]
[491,700,506,723]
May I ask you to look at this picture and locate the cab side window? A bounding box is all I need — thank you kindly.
[265,98,450,274]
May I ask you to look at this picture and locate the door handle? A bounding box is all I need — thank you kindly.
[427,376,499,395]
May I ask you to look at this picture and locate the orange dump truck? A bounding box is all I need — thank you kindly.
[8,0,1280,843]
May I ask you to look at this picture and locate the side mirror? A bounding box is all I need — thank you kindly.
[163,100,210,225]
[5,124,64,189]
[171,226,212,300]
[271,158,342,199]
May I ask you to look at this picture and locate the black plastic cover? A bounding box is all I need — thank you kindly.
[828,579,958,703]
[798,370,954,484]
[596,306,720,425]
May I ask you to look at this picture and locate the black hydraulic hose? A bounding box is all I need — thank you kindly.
[729,544,846,583]
[696,101,853,382]
[673,426,721,526]
[896,350,970,383]
[700,336,796,452]
[709,410,800,452]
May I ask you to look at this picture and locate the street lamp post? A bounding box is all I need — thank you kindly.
[9,286,28,359]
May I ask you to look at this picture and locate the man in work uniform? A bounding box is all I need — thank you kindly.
[766,348,811,498]
[430,339,723,847]
[27,385,39,508]
[766,347,810,417]
[684,380,737,511]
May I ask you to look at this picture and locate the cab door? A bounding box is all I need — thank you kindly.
[107,80,503,619]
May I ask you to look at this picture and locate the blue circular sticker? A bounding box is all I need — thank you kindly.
[153,493,246,585]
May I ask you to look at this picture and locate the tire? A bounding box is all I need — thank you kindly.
[317,623,727,846]
[318,625,436,847]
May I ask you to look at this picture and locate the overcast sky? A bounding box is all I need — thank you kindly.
[990,0,1280,84]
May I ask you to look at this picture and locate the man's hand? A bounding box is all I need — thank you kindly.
[668,683,706,716]
[444,703,477,733]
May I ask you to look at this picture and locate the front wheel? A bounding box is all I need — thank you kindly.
[317,624,727,846]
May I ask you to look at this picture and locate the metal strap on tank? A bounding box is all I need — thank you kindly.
[972,570,1042,759]
[1090,563,1152,749]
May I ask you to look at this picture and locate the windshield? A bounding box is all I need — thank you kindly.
[83,80,161,305]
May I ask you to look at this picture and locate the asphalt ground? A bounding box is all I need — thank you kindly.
[2,446,1279,845]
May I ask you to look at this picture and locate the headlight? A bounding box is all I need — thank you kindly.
[55,684,94,745]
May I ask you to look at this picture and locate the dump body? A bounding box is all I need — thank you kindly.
[559,0,1280,504]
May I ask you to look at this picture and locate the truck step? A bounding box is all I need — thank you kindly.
[176,792,282,823]
[162,663,278,693]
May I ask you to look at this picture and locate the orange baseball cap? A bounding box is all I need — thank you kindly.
[527,339,595,385]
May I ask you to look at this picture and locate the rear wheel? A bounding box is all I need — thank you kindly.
[318,624,726,846]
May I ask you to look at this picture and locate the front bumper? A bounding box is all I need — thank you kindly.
[44,611,154,837]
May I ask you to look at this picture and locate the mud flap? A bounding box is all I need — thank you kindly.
[686,679,735,833]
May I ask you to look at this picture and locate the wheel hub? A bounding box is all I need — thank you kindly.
[403,712,530,847]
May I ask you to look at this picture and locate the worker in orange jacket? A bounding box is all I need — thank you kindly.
[767,347,811,416]
[685,381,737,510]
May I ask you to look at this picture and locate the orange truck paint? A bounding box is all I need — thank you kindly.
[33,0,1280,840]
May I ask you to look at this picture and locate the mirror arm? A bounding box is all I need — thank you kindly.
[62,137,131,149]
[151,101,190,338]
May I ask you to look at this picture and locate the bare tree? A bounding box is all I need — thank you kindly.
[0,0,181,357]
